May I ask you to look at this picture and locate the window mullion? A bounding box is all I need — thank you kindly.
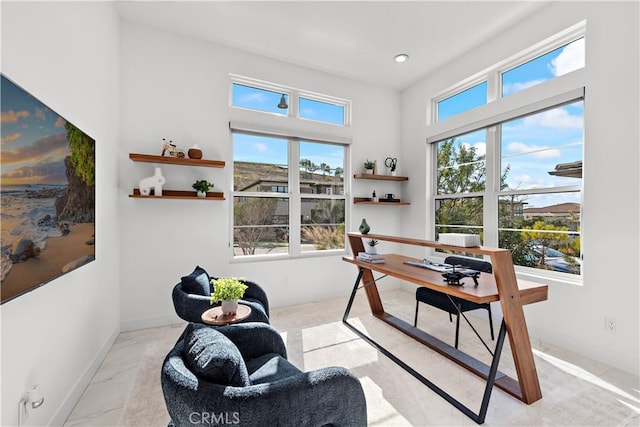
[484,125,500,248]
[289,140,301,257]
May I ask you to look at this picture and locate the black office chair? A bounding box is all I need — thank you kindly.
[413,256,494,349]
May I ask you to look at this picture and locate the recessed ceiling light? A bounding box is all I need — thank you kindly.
[394,54,409,63]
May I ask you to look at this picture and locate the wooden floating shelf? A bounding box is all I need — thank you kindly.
[353,174,408,181]
[129,153,225,168]
[130,189,225,200]
[354,197,410,205]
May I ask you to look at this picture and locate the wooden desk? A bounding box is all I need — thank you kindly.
[342,233,548,424]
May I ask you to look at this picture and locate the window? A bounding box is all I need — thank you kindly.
[299,96,346,125]
[496,101,583,275]
[435,129,486,241]
[231,76,350,126]
[437,81,487,121]
[434,100,583,276]
[232,83,288,116]
[431,24,585,279]
[232,133,347,258]
[502,38,585,97]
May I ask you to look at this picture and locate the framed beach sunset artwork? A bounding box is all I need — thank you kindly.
[1,74,95,304]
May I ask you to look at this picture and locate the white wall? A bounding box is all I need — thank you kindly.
[400,1,639,374]
[118,20,402,330]
[1,2,121,425]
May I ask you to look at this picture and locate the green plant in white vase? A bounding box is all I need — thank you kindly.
[192,179,213,197]
[366,238,379,254]
[364,160,376,174]
[210,277,248,315]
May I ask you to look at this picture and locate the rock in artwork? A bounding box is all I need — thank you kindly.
[0,74,96,303]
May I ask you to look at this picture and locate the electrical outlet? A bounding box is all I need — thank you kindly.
[604,316,616,333]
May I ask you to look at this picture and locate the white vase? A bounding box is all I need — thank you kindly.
[365,169,374,174]
[221,300,238,315]
[365,246,378,255]
[197,190,206,198]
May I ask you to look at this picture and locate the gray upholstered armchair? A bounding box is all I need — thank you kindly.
[172,266,270,324]
[161,323,367,427]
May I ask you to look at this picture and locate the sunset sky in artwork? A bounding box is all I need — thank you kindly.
[1,75,70,186]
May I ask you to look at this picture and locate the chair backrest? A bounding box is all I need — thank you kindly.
[444,255,492,273]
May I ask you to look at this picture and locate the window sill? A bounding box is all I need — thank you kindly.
[230,249,348,263]
[515,268,583,287]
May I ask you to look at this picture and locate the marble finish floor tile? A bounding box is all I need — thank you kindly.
[65,289,640,426]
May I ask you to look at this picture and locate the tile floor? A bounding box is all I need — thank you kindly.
[65,288,640,426]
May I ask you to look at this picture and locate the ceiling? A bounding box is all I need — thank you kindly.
[115,1,548,91]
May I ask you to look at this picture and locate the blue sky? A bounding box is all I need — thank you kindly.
[1,75,70,185]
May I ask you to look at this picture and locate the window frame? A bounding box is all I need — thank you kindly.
[428,22,586,285]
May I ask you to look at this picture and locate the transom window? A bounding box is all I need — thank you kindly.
[232,83,288,116]
[437,82,487,122]
[435,26,585,123]
[299,96,346,126]
[231,76,350,126]
[502,38,585,97]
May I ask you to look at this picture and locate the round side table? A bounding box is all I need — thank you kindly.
[201,304,252,325]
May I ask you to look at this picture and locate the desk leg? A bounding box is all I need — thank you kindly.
[347,234,384,315]
[342,270,509,425]
[491,251,543,404]
[478,320,508,423]
[342,268,364,323]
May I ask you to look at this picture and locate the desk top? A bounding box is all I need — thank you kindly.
[343,253,547,305]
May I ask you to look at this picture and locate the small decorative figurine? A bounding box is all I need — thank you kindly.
[139,167,166,197]
[161,138,185,158]
[385,157,398,176]
[359,218,370,234]
[372,191,378,202]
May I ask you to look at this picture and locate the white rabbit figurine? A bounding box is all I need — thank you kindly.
[139,167,166,196]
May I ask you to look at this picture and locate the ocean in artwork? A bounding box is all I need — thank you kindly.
[0,184,68,281]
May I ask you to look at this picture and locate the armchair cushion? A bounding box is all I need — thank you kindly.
[180,265,211,296]
[182,324,250,387]
[162,323,368,427]
[246,353,301,384]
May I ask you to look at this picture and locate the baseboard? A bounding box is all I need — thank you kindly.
[50,326,120,426]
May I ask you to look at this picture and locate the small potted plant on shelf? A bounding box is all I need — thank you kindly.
[192,179,213,198]
[365,238,379,254]
[210,277,248,315]
[364,160,376,174]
